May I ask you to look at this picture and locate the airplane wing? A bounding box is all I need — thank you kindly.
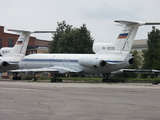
[9,68,58,73]
[9,66,83,74]
[111,69,160,74]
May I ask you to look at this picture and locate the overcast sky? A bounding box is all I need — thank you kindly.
[1,0,160,43]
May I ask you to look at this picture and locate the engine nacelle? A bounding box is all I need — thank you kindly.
[125,54,134,65]
[0,61,9,67]
[129,58,134,65]
[79,57,106,68]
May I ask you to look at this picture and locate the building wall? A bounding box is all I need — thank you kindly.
[131,39,147,57]
[35,39,50,47]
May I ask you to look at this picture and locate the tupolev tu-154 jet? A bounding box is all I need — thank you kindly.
[0,29,56,74]
[9,20,160,82]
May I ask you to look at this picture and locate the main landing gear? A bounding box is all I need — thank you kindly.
[12,72,21,80]
[50,73,62,83]
[102,73,110,82]
[32,72,37,81]
[102,73,124,83]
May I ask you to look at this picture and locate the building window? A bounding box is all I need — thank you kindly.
[8,38,13,47]
[0,38,2,49]
[33,51,36,54]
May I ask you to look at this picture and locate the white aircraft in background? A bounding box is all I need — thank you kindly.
[9,20,160,82]
[0,29,56,76]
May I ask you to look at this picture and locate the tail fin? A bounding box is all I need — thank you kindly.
[6,29,56,56]
[1,29,56,64]
[93,20,160,53]
[8,30,31,56]
[114,20,140,51]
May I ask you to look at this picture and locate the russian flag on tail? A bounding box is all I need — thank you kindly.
[16,41,23,45]
[117,33,129,39]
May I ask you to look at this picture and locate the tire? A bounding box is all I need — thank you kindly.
[13,77,21,80]
[33,78,37,81]
[50,78,53,83]
[59,78,62,82]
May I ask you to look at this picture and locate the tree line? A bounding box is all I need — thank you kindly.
[48,21,93,53]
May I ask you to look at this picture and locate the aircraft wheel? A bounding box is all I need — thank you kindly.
[59,78,62,82]
[33,77,37,81]
[50,78,53,82]
[50,78,56,82]
[13,77,21,80]
[102,78,107,82]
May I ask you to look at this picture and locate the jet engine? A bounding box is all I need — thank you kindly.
[129,58,134,65]
[0,61,9,67]
[79,57,106,68]
[125,54,134,65]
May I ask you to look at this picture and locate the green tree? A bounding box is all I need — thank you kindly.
[48,21,94,53]
[142,26,160,70]
[123,50,142,78]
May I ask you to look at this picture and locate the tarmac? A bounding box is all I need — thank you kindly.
[0,81,160,120]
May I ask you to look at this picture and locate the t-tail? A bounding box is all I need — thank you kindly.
[0,29,56,70]
[93,20,160,54]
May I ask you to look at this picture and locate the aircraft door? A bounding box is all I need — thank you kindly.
[19,58,27,69]
[50,55,55,66]
[63,58,69,66]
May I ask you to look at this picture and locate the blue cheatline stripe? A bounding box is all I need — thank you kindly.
[106,60,123,63]
[21,59,123,63]
[8,61,19,64]
[119,33,128,36]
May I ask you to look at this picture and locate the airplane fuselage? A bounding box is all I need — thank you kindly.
[19,52,132,74]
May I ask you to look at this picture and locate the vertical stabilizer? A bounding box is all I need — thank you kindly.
[1,29,56,64]
[8,30,31,56]
[114,23,139,51]
[93,20,160,54]
[3,30,56,59]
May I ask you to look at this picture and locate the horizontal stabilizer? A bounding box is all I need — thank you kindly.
[115,20,160,26]
[144,23,160,25]
[7,29,57,33]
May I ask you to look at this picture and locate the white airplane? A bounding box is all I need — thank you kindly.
[9,20,160,82]
[0,29,56,75]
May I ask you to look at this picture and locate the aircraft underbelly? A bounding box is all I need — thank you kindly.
[0,65,19,73]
